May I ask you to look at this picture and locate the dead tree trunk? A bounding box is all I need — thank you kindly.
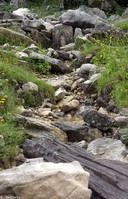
[23,137,128,199]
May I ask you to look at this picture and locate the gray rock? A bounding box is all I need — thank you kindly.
[52,24,73,49]
[15,51,28,58]
[0,160,92,199]
[31,30,51,49]
[120,107,128,117]
[108,14,121,21]
[61,99,80,113]
[95,97,108,108]
[87,137,128,162]
[92,21,122,36]
[59,10,96,29]
[22,18,45,31]
[81,73,101,93]
[79,63,97,79]
[48,49,70,60]
[101,0,112,12]
[0,0,7,6]
[90,7,108,20]
[83,110,112,131]
[60,43,75,51]
[75,140,88,149]
[13,114,67,141]
[29,52,72,73]
[46,75,67,89]
[22,82,38,92]
[74,28,83,39]
[79,5,107,20]
[22,44,39,54]
[76,104,94,118]
[71,78,84,91]
[55,121,92,142]
[55,87,66,102]
[114,116,128,128]
[12,8,32,18]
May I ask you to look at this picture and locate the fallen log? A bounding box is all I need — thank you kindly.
[23,137,128,199]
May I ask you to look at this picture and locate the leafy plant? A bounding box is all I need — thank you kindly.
[29,59,51,74]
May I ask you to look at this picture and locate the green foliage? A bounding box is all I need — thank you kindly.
[0,27,34,46]
[0,4,14,12]
[0,44,54,168]
[121,128,128,146]
[92,35,128,107]
[113,19,128,32]
[30,59,51,74]
[0,121,25,168]
[75,37,98,54]
[0,50,54,103]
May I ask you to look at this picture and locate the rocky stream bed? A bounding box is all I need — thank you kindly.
[0,2,128,199]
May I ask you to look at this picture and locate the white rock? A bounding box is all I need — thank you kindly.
[0,161,92,199]
[55,87,66,101]
[87,137,128,162]
[12,8,31,18]
[62,99,80,112]
[22,82,38,92]
[15,51,28,58]
[98,107,108,115]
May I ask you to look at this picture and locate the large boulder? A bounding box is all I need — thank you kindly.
[87,137,128,162]
[79,5,107,20]
[52,24,73,49]
[29,52,72,74]
[59,10,96,29]
[0,27,35,46]
[22,18,45,31]
[92,21,122,36]
[81,73,101,93]
[12,8,32,18]
[55,121,92,142]
[83,110,112,131]
[13,114,67,142]
[79,63,98,79]
[0,160,92,199]
[61,99,80,113]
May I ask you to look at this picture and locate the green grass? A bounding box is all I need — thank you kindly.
[28,0,64,19]
[92,35,128,107]
[113,19,128,32]
[0,120,25,169]
[0,50,54,100]
[0,44,54,168]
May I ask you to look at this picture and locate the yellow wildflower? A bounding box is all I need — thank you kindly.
[0,101,4,103]
[1,98,6,101]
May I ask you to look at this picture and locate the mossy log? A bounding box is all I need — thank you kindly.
[23,137,128,199]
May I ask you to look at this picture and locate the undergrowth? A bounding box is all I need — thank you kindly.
[92,34,128,107]
[0,47,54,169]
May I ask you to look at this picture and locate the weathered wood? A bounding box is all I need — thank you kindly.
[23,137,128,199]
